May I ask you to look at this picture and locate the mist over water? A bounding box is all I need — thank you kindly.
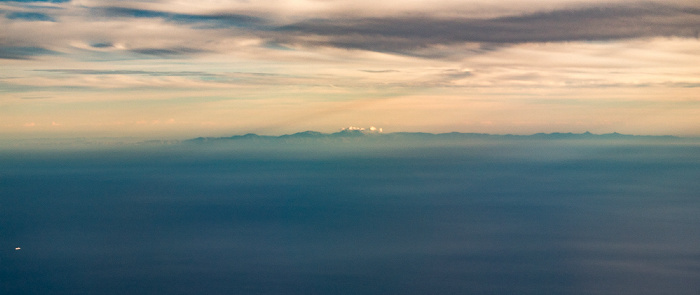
[2,135,700,294]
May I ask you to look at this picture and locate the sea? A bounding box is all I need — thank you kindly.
[2,133,700,294]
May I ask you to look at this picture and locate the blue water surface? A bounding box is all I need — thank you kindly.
[2,138,700,294]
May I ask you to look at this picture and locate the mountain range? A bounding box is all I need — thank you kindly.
[185,130,681,144]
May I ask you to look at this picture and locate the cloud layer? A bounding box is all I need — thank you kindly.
[1,0,699,137]
[2,1,699,58]
[276,3,700,54]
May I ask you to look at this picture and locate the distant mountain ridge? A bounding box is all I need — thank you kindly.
[0,131,690,150]
[185,131,681,144]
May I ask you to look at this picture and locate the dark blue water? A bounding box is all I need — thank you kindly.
[2,140,700,294]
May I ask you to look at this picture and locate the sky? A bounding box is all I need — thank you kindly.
[1,0,699,138]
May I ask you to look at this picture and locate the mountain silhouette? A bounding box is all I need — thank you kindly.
[185,131,681,144]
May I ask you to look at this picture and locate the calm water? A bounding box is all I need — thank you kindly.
[2,139,700,294]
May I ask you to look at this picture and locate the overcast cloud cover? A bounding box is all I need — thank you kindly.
[1,0,699,137]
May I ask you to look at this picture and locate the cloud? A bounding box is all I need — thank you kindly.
[273,3,700,55]
[128,47,207,57]
[93,7,267,29]
[36,69,216,77]
[3,1,698,62]
[0,0,698,140]
[360,70,400,73]
[90,42,113,48]
[5,11,55,21]
[66,2,697,58]
[21,96,51,99]
[0,46,59,60]
[0,0,69,2]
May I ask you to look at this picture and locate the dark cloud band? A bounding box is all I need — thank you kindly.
[92,3,700,56]
[275,3,700,54]
[4,2,698,60]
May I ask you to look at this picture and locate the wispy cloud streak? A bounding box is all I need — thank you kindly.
[0,46,59,60]
[36,69,217,77]
[94,7,267,29]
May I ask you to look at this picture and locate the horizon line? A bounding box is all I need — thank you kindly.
[4,130,696,142]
